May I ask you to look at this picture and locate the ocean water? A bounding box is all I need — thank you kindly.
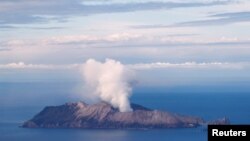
[0,82,250,141]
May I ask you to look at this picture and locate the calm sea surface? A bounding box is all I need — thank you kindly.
[1,83,250,141]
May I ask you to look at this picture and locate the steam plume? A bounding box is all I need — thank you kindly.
[82,59,135,112]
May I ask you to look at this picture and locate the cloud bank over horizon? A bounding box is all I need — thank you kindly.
[1,61,249,70]
[1,0,250,87]
[1,60,250,87]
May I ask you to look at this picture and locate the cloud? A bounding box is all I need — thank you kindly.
[2,33,249,49]
[0,33,146,50]
[0,0,231,25]
[1,33,249,65]
[46,33,142,45]
[172,11,250,27]
[54,35,245,46]
[0,62,79,70]
[0,48,10,51]
[131,11,250,28]
[129,62,249,70]
[0,25,17,29]
[1,61,249,70]
[82,0,232,5]
[0,25,64,30]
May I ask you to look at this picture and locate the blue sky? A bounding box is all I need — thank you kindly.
[1,0,250,87]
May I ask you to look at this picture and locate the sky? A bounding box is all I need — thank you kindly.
[1,0,250,88]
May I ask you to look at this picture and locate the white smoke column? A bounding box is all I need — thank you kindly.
[82,58,135,112]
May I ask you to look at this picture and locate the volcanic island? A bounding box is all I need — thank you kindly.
[22,101,229,129]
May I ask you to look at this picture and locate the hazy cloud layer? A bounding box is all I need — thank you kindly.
[0,0,231,25]
[1,33,250,49]
[0,62,79,69]
[1,61,249,70]
[131,11,250,28]
[1,0,250,85]
[173,11,250,27]
[129,62,249,70]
